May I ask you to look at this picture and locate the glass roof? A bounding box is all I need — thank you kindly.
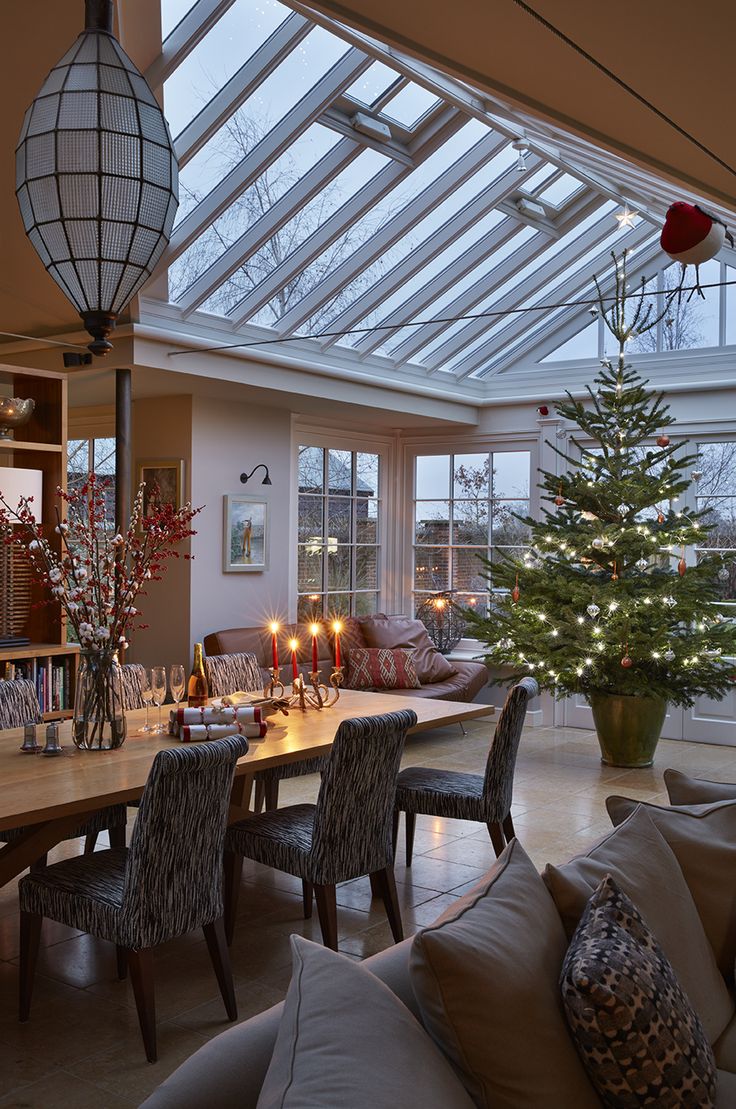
[149,0,733,388]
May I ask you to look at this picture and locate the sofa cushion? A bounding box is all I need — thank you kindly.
[665,769,736,806]
[256,935,475,1109]
[606,797,736,983]
[543,806,733,1043]
[717,1070,736,1105]
[346,646,421,690]
[561,876,717,1108]
[410,840,600,1109]
[714,1015,736,1074]
[361,615,458,683]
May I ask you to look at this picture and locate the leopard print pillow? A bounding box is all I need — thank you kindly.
[560,875,717,1108]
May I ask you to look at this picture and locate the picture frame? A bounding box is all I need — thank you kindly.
[223,494,269,573]
[136,459,185,524]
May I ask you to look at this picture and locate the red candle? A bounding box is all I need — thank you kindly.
[269,622,279,669]
[332,620,342,668]
[310,623,319,673]
[289,638,299,681]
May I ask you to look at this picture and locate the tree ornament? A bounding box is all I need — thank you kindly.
[587,603,600,618]
[719,566,730,582]
[663,595,677,608]
[511,574,520,604]
[611,560,619,581]
[592,537,604,549]
[554,484,565,507]
[617,503,628,515]
[621,646,633,668]
[657,435,670,448]
[678,547,687,577]
[580,511,598,521]
[664,648,676,662]
[657,512,665,524]
[636,558,648,571]
[691,470,703,481]
[660,202,733,297]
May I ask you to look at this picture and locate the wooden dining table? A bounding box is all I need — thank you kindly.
[0,690,494,887]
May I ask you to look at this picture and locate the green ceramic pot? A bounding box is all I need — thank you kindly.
[588,692,667,768]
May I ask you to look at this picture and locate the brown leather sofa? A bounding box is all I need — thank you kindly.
[204,616,488,703]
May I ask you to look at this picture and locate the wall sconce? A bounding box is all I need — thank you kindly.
[240,464,272,486]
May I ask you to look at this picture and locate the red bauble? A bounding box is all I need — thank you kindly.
[554,496,565,506]
[657,434,670,447]
[678,558,687,577]
[511,585,520,603]
[657,512,665,524]
[621,655,633,668]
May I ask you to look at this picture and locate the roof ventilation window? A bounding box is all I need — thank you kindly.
[351,111,393,143]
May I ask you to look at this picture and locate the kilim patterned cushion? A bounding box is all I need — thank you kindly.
[347,647,421,690]
[561,875,717,1109]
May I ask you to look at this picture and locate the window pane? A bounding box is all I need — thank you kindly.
[354,591,378,616]
[492,501,531,545]
[452,548,487,592]
[298,546,322,592]
[416,455,449,499]
[452,500,489,545]
[696,499,736,548]
[356,497,378,542]
[414,547,448,591]
[67,438,89,494]
[453,453,489,498]
[355,546,378,589]
[697,552,736,601]
[455,593,490,618]
[327,545,351,590]
[328,449,353,494]
[325,592,351,617]
[415,502,450,544]
[356,452,379,497]
[298,593,324,621]
[327,497,352,543]
[299,446,324,493]
[696,443,736,496]
[382,83,440,127]
[298,495,324,542]
[493,452,530,498]
[662,260,720,350]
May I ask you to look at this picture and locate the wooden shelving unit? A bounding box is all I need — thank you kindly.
[0,364,77,720]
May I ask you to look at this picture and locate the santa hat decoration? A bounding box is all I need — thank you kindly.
[661,202,729,264]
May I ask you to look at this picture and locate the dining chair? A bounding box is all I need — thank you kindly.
[393,677,538,862]
[224,709,417,951]
[18,734,250,1063]
[0,678,127,865]
[205,650,329,813]
[120,662,146,710]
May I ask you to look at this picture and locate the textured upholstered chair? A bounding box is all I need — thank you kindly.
[18,734,249,1062]
[394,677,538,862]
[224,709,417,950]
[205,650,329,813]
[120,662,146,710]
[0,678,127,864]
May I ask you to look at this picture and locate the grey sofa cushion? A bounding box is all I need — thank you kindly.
[256,936,475,1109]
[361,615,458,683]
[665,769,736,806]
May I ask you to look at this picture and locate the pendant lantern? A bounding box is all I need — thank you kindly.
[15,0,178,355]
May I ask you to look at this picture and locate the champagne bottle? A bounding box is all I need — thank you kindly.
[187,642,208,707]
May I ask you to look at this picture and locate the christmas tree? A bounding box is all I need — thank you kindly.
[467,250,736,706]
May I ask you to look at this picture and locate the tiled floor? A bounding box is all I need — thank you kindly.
[2,721,736,1106]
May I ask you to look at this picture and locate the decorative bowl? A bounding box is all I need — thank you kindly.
[0,397,35,440]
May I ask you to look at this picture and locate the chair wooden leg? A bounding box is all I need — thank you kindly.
[487,822,505,857]
[371,867,403,944]
[203,917,237,1022]
[253,780,266,814]
[19,911,42,1021]
[223,850,243,946]
[313,884,338,950]
[127,947,157,1063]
[84,832,98,854]
[264,779,279,811]
[405,811,416,867]
[502,813,515,843]
[302,879,313,919]
[116,945,128,980]
[392,808,399,856]
[368,872,380,897]
[109,824,126,849]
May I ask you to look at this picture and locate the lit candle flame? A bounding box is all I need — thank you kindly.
[269,621,280,634]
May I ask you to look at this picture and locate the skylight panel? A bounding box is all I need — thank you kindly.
[382,82,442,128]
[535,172,584,207]
[344,61,401,106]
[163,0,292,138]
[161,0,199,40]
[522,165,560,193]
[174,28,351,225]
[540,319,600,361]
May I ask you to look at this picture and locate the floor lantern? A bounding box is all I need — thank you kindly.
[15,0,178,355]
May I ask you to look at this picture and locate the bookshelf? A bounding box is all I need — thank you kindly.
[0,364,78,719]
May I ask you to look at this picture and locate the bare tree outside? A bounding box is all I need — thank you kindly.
[631,267,705,354]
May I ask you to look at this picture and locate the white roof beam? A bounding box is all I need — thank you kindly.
[459,221,659,379]
[161,48,373,267]
[482,236,665,376]
[228,105,465,327]
[273,130,507,335]
[176,140,362,315]
[174,13,312,167]
[146,0,238,89]
[395,189,602,367]
[322,153,543,353]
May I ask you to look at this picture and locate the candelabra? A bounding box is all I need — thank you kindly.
[264,666,343,710]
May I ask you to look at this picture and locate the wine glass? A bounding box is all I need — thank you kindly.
[170,664,185,718]
[151,665,167,734]
[140,670,154,733]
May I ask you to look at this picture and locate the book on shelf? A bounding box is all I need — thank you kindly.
[1,653,74,714]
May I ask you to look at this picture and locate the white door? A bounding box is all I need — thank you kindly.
[683,687,736,745]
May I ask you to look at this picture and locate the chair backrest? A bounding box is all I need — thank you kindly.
[0,678,42,729]
[204,652,263,697]
[309,709,417,885]
[483,677,538,821]
[118,735,249,949]
[120,662,146,710]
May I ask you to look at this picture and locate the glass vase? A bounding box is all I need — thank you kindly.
[73,649,127,750]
